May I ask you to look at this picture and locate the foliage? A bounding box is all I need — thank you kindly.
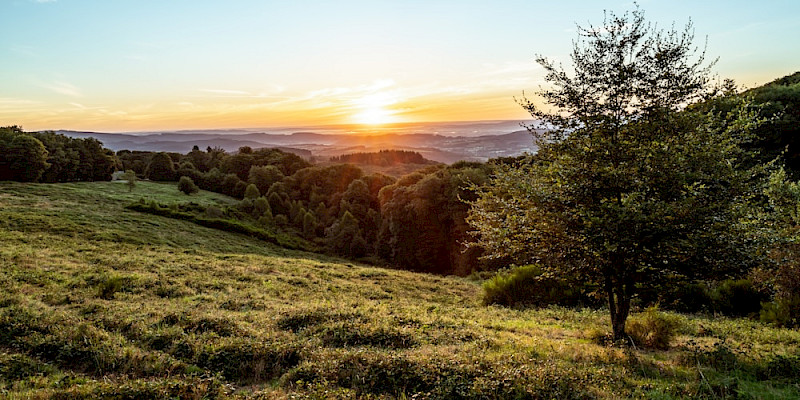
[714,72,800,176]
[482,265,590,308]
[379,162,494,275]
[122,170,137,192]
[0,126,50,182]
[248,164,284,195]
[329,149,436,166]
[753,167,800,327]
[1,127,118,183]
[177,176,199,195]
[711,279,767,317]
[1,180,800,398]
[468,7,763,339]
[625,307,679,350]
[33,131,119,182]
[145,152,177,181]
[325,211,366,257]
[760,295,800,328]
[243,183,260,199]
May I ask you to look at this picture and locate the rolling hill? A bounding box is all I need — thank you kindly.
[1,181,799,398]
[56,124,539,164]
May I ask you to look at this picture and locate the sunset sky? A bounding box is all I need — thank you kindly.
[2,0,799,132]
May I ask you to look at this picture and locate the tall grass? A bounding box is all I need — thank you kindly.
[1,181,799,399]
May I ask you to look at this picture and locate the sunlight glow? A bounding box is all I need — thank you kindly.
[353,107,396,125]
[352,92,400,125]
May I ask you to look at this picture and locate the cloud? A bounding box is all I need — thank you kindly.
[31,0,57,3]
[37,80,82,97]
[0,97,42,112]
[197,85,286,98]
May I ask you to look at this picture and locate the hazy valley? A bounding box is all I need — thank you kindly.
[57,120,538,164]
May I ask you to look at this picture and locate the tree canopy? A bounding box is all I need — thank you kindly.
[468,7,763,340]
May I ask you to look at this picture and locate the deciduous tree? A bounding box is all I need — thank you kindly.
[468,7,762,340]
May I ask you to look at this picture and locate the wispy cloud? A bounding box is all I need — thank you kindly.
[37,80,82,97]
[0,97,42,112]
[199,89,252,96]
[197,85,286,98]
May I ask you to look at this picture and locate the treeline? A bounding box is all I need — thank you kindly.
[0,126,118,182]
[329,150,435,166]
[116,143,496,275]
[117,145,311,198]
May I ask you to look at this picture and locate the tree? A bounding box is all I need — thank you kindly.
[326,211,367,257]
[145,152,176,181]
[468,7,761,340]
[0,127,49,182]
[248,165,284,195]
[178,176,199,195]
[244,183,261,200]
[122,170,137,192]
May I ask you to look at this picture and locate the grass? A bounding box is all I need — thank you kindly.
[1,180,799,399]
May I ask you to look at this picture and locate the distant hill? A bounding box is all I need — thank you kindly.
[54,121,539,164]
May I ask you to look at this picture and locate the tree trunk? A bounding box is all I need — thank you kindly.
[611,297,630,341]
[606,275,632,341]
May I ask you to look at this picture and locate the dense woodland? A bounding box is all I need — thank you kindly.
[2,69,800,330]
[329,149,436,166]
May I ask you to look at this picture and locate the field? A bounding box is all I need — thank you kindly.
[1,181,799,399]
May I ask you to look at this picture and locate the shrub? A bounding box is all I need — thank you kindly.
[711,279,766,317]
[761,354,800,381]
[760,295,800,328]
[661,281,713,313]
[177,176,199,195]
[244,183,260,199]
[145,152,176,181]
[482,264,586,308]
[625,307,678,350]
[97,275,127,300]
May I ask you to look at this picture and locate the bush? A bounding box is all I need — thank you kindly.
[97,275,127,300]
[482,264,587,308]
[145,152,176,181]
[625,307,678,350]
[659,281,713,313]
[711,279,766,317]
[761,354,800,381]
[177,176,199,195]
[244,183,260,199]
[760,295,800,328]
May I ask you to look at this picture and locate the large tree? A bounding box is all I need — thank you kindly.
[0,126,50,182]
[468,7,762,340]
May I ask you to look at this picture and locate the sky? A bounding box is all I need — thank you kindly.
[1,0,799,132]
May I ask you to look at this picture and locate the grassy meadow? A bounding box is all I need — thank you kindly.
[1,181,799,399]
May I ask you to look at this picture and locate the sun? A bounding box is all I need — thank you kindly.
[352,93,399,125]
[353,107,395,125]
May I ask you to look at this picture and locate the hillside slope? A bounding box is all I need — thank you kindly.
[1,182,799,399]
